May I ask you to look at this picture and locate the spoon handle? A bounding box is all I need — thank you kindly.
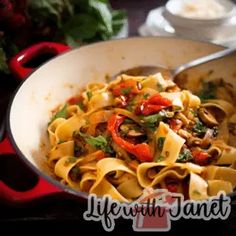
[173,47,236,77]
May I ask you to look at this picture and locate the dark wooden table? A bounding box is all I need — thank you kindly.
[1,0,236,234]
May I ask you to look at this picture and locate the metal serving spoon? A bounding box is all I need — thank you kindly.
[116,47,236,80]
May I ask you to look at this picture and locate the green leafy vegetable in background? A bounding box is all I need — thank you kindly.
[0,0,126,74]
[28,0,126,45]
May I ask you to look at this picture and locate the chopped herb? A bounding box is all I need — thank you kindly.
[77,101,85,111]
[193,121,207,136]
[69,166,80,181]
[80,132,114,154]
[123,118,133,124]
[147,126,156,132]
[65,156,78,166]
[141,111,167,128]
[87,91,93,101]
[143,93,150,99]
[177,149,193,162]
[198,81,216,100]
[50,104,68,124]
[121,87,131,95]
[157,83,164,92]
[157,137,165,151]
[154,155,165,162]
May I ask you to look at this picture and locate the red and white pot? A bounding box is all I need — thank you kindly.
[0,37,236,204]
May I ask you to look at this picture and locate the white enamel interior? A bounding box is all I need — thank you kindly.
[8,37,236,176]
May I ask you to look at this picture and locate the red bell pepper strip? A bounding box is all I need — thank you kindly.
[165,177,178,193]
[112,79,141,97]
[107,114,153,162]
[136,93,172,116]
[67,96,83,105]
[169,119,183,132]
[191,149,210,166]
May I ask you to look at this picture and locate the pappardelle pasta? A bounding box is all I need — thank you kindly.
[47,72,236,202]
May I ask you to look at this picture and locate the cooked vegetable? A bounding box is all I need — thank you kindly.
[157,137,165,151]
[141,110,169,128]
[192,120,207,136]
[50,103,68,123]
[136,93,172,116]
[191,149,210,166]
[198,107,218,127]
[47,72,236,201]
[80,132,113,154]
[177,149,193,162]
[107,114,152,162]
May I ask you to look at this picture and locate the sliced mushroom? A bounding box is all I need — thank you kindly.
[120,124,145,137]
[198,107,218,127]
[207,146,222,162]
[201,100,235,122]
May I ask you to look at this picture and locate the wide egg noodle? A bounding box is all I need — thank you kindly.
[202,99,235,118]
[202,165,236,188]
[155,122,185,164]
[141,73,175,91]
[48,140,74,167]
[80,171,97,192]
[67,104,84,117]
[207,180,233,196]
[137,162,204,188]
[89,158,138,201]
[54,156,82,190]
[55,115,86,142]
[216,146,236,165]
[189,172,208,200]
[48,118,66,147]
[87,91,113,112]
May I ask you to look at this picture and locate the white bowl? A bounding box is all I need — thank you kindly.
[163,0,236,28]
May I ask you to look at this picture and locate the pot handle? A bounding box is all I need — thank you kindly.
[9,42,70,80]
[0,174,63,204]
[0,137,63,203]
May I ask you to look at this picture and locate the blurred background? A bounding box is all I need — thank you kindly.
[1,0,236,76]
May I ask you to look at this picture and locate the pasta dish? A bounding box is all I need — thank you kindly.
[47,72,236,202]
